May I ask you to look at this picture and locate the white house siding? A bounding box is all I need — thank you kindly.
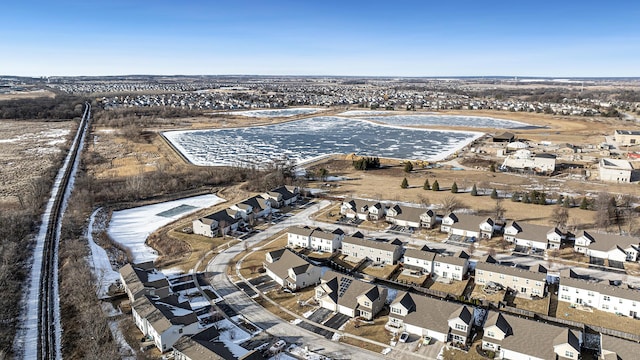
[266,268,285,287]
[288,233,310,248]
[432,262,466,281]
[392,218,421,228]
[450,228,480,238]
[403,256,432,273]
[558,284,640,318]
[501,349,545,360]
[158,323,200,353]
[404,323,447,343]
[338,304,355,318]
[192,220,214,237]
[515,238,547,251]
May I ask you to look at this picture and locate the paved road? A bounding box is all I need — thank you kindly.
[206,200,392,360]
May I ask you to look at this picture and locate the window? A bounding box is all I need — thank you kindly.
[435,263,440,267]
[562,286,568,292]
[455,323,467,331]
[499,274,505,279]
[391,307,402,314]
[588,291,594,297]
[477,270,484,275]
[364,301,371,307]
[561,294,571,301]
[604,296,611,301]
[602,304,609,310]
[565,350,574,357]
[486,331,495,337]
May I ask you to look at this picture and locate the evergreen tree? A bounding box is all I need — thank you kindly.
[490,188,498,199]
[401,177,409,189]
[580,197,589,210]
[451,182,458,193]
[404,161,413,173]
[470,184,478,196]
[432,180,440,191]
[423,179,431,190]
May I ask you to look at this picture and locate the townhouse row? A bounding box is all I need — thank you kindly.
[192,185,299,237]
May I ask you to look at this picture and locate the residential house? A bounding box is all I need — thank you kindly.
[173,327,264,360]
[558,276,640,319]
[262,185,299,207]
[432,252,469,281]
[501,152,556,174]
[315,271,387,320]
[402,248,437,273]
[386,204,436,228]
[475,262,547,298]
[482,312,581,360]
[613,129,640,146]
[599,158,633,183]
[441,213,495,239]
[599,334,640,360]
[230,195,274,221]
[119,262,171,302]
[504,221,564,250]
[387,292,474,344]
[286,226,343,252]
[131,294,201,353]
[340,199,385,221]
[574,230,640,263]
[192,209,241,237]
[341,236,403,264]
[264,249,321,291]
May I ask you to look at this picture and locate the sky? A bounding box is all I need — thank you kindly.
[1,0,639,77]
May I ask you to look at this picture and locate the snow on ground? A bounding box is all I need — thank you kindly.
[86,208,121,298]
[287,344,331,360]
[386,288,399,303]
[109,319,136,360]
[226,107,324,118]
[360,114,533,129]
[213,318,253,358]
[107,194,224,263]
[338,110,397,116]
[164,116,483,167]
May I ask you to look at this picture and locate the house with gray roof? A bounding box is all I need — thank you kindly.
[261,185,299,207]
[599,334,640,360]
[173,327,264,360]
[387,292,474,344]
[386,204,436,228]
[441,213,495,239]
[475,261,547,298]
[230,195,275,220]
[574,230,640,263]
[341,236,403,264]
[119,262,171,302]
[192,209,241,237]
[315,270,387,320]
[264,249,321,291]
[340,199,385,221]
[286,226,344,252]
[432,252,469,281]
[504,221,564,250]
[482,312,581,360]
[558,276,640,319]
[402,248,437,273]
[132,294,201,353]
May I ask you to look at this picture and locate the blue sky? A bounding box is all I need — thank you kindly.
[1,0,639,77]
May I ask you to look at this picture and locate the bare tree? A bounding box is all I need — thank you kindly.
[550,206,569,230]
[441,195,464,214]
[593,192,616,230]
[478,181,490,196]
[493,198,506,220]
[417,194,430,208]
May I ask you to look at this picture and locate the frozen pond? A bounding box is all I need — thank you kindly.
[360,114,532,129]
[163,116,483,167]
[225,107,324,118]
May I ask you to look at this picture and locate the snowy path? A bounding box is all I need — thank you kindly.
[86,208,121,299]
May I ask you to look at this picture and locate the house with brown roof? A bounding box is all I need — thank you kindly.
[387,292,474,344]
[441,213,495,239]
[119,262,171,302]
[315,271,387,320]
[574,230,640,263]
[599,333,640,360]
[558,276,640,319]
[341,236,403,264]
[504,221,564,250]
[264,249,321,291]
[192,209,241,238]
[475,261,547,298]
[340,199,385,220]
[132,294,201,353]
[286,226,344,252]
[386,204,436,228]
[482,312,581,360]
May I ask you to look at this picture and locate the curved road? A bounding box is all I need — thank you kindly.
[206,201,391,360]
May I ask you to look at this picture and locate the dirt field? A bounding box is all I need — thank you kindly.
[0,120,74,207]
[0,89,56,101]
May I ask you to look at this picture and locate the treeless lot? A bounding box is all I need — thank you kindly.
[556,302,640,335]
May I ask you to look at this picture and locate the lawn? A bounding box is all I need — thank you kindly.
[556,302,640,336]
[264,287,317,317]
[426,277,471,297]
[442,343,487,360]
[164,228,237,272]
[362,263,399,280]
[512,295,550,315]
[254,296,296,322]
[395,271,429,286]
[340,337,386,354]
[470,284,505,303]
[342,311,393,346]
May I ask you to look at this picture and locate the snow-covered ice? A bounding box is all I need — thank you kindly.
[107,194,224,263]
[361,114,533,129]
[86,208,121,298]
[164,116,483,167]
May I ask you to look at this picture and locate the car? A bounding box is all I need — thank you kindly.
[269,340,286,353]
[422,335,432,345]
[399,332,410,343]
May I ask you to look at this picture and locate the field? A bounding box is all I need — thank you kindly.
[0,120,74,207]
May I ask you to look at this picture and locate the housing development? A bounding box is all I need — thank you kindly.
[3,75,640,360]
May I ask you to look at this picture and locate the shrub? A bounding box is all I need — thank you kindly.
[401,177,409,189]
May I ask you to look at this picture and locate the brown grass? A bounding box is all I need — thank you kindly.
[264,287,317,317]
[556,302,640,335]
[254,296,296,322]
[362,264,399,280]
[395,272,429,286]
[512,295,550,315]
[426,278,471,297]
[341,312,392,349]
[470,284,506,303]
[339,337,386,354]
